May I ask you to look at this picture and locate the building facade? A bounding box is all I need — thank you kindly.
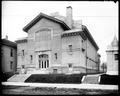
[16,6,100,74]
[106,35,118,75]
[1,37,17,73]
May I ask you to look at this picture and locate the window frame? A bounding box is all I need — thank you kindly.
[10,61,13,70]
[35,28,53,42]
[54,53,57,60]
[68,63,72,68]
[68,45,72,52]
[10,49,13,57]
[30,55,33,60]
[114,54,118,60]
[22,50,24,56]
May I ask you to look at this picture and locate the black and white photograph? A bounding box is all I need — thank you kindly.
[1,1,119,95]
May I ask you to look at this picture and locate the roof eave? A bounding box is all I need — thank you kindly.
[1,39,17,48]
[23,13,70,32]
[83,25,99,50]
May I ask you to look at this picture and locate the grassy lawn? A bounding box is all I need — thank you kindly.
[2,85,119,95]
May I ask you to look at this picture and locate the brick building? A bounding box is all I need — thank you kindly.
[1,37,17,73]
[16,6,100,74]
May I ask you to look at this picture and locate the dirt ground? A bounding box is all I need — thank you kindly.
[2,85,119,95]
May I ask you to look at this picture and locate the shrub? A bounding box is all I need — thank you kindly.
[99,74,119,85]
[1,72,14,82]
[25,73,85,84]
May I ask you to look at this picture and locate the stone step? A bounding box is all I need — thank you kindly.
[82,75,100,84]
[32,70,49,74]
[7,74,31,82]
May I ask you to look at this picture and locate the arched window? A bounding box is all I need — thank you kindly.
[35,28,51,42]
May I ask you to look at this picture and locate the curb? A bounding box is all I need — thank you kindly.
[2,82,118,90]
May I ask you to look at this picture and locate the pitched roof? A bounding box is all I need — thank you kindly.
[1,39,17,48]
[62,25,99,50]
[15,37,27,43]
[23,12,70,32]
[22,12,98,50]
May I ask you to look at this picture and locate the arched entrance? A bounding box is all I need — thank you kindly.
[38,54,49,69]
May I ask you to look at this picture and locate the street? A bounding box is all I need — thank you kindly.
[2,85,118,95]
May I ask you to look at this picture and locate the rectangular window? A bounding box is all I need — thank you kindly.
[82,39,84,43]
[68,63,72,68]
[30,55,33,60]
[10,61,13,70]
[22,65,25,68]
[10,49,13,57]
[54,53,57,60]
[114,54,118,60]
[22,50,24,56]
[68,45,72,52]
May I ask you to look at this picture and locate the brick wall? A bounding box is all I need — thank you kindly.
[2,45,17,73]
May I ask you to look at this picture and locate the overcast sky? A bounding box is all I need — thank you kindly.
[2,1,118,63]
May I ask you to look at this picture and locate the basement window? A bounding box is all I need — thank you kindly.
[53,69,58,74]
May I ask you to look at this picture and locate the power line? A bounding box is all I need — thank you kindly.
[74,16,118,18]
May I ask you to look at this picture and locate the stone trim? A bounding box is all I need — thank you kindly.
[15,39,27,43]
[61,31,87,40]
[35,50,52,52]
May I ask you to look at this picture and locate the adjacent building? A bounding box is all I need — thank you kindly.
[106,35,118,75]
[16,6,100,74]
[1,37,17,73]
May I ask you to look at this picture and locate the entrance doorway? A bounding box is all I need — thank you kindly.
[38,54,49,69]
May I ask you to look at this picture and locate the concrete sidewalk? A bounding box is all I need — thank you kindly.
[2,82,118,90]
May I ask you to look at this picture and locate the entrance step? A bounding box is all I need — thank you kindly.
[7,74,31,82]
[82,74,100,84]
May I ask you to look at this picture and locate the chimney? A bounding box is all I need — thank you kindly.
[66,6,73,29]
